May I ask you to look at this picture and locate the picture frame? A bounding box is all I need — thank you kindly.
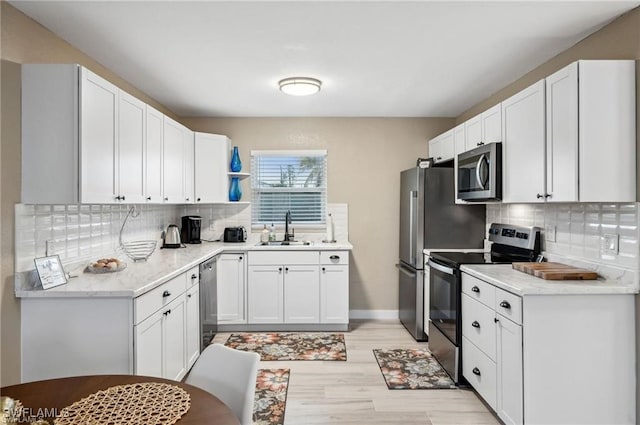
[34,255,67,290]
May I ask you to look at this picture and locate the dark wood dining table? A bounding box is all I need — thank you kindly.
[0,374,240,425]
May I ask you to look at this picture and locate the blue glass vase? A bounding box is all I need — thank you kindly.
[230,146,242,172]
[229,177,242,201]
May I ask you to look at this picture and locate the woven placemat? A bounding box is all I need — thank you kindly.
[53,382,190,425]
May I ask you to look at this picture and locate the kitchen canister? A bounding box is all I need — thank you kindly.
[230,146,242,172]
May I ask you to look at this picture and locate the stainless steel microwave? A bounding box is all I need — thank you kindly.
[457,142,502,201]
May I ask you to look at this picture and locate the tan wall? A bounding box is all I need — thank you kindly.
[457,7,640,123]
[182,117,453,312]
[0,60,21,386]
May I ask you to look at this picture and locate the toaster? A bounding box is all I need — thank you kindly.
[224,226,247,243]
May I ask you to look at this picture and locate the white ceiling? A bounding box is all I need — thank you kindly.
[10,1,640,118]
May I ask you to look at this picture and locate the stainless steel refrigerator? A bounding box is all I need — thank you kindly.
[398,166,485,341]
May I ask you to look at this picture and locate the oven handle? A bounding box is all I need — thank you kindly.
[427,259,455,276]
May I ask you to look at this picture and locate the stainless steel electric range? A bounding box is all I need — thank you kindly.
[426,223,541,384]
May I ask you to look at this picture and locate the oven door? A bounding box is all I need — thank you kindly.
[428,258,459,345]
[457,142,502,201]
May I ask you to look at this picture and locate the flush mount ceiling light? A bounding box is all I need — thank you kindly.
[278,77,322,96]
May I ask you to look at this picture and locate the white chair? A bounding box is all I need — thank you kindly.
[185,343,260,425]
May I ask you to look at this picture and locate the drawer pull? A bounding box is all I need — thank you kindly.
[278,267,282,272]
[162,290,171,298]
[146,196,151,201]
[471,286,480,293]
[163,309,171,316]
[329,255,340,260]
[187,294,192,298]
[322,267,326,272]
[471,321,480,328]
[285,267,289,272]
[499,301,511,310]
[472,367,481,376]
[191,274,197,280]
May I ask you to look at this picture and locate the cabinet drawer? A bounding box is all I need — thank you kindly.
[134,274,186,324]
[463,336,497,410]
[495,288,522,325]
[248,250,319,265]
[320,251,349,265]
[186,266,199,288]
[462,294,496,360]
[462,273,496,308]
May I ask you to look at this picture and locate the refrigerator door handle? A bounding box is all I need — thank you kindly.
[409,190,418,266]
[396,263,417,278]
[427,259,455,275]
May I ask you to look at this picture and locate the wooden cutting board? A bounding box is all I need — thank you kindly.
[512,262,598,280]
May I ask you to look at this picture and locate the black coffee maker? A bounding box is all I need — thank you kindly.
[181,216,202,244]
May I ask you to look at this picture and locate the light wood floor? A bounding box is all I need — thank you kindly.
[212,320,500,425]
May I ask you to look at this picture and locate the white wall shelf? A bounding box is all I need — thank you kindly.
[228,172,250,180]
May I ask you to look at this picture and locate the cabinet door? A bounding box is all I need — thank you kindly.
[429,130,454,163]
[501,80,546,203]
[453,124,467,205]
[134,309,163,378]
[163,295,187,381]
[162,116,184,203]
[145,106,164,203]
[320,265,349,324]
[195,133,229,203]
[464,114,482,150]
[217,254,246,323]
[185,284,200,369]
[496,315,523,425]
[545,62,579,202]
[118,90,145,203]
[80,67,119,203]
[183,128,195,203]
[284,265,320,323]
[482,104,502,143]
[248,265,284,323]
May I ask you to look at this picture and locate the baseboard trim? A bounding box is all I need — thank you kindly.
[349,309,399,320]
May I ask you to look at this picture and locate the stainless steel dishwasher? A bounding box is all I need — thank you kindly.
[199,256,217,351]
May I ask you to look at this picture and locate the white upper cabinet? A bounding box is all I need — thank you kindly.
[182,127,195,204]
[464,104,502,151]
[144,105,164,203]
[162,116,185,204]
[501,80,546,203]
[194,133,230,203]
[117,90,146,204]
[572,60,635,202]
[79,67,120,204]
[428,128,455,164]
[545,62,579,202]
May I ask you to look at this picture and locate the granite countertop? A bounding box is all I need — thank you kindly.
[15,239,353,299]
[461,264,639,296]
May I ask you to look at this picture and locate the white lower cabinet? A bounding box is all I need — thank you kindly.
[133,268,198,381]
[246,250,349,326]
[217,253,247,324]
[185,280,201,370]
[461,272,635,425]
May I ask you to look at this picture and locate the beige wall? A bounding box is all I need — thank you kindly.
[182,117,453,312]
[0,60,21,387]
[457,6,640,123]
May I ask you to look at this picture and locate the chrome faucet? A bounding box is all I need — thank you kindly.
[284,210,294,241]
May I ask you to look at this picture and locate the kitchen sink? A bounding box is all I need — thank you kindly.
[256,240,312,246]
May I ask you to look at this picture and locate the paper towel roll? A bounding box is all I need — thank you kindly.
[326,213,335,242]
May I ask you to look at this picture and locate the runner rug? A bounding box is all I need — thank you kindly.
[226,332,347,361]
[253,368,290,425]
[373,348,457,389]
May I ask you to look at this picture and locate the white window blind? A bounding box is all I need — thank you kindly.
[251,150,327,227]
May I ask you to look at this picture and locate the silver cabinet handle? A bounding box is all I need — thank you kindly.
[475,153,488,189]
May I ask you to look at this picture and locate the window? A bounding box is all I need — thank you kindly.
[251,150,327,228]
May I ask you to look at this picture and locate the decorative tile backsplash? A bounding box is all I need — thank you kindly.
[14,202,349,273]
[487,203,639,272]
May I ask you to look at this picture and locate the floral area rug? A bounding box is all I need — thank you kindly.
[226,332,347,361]
[254,368,290,425]
[373,348,457,389]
